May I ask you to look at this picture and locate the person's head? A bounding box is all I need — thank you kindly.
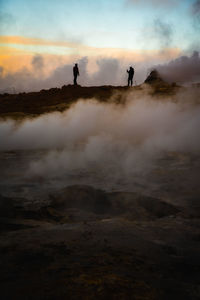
[75,63,78,67]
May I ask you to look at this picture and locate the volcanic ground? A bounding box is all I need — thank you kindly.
[0,81,200,299]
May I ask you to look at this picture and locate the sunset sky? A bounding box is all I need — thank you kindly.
[0,0,200,90]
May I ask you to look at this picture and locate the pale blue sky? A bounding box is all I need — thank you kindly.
[0,0,199,51]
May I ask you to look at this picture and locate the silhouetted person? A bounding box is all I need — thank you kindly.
[73,63,79,85]
[127,66,134,86]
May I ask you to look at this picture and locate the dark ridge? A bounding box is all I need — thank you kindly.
[0,85,132,119]
[0,80,182,120]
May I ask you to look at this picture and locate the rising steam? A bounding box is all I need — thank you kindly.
[0,89,200,183]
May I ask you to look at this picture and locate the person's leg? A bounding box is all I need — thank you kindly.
[74,75,77,85]
[128,78,130,86]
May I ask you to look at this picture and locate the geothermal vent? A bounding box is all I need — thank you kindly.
[144,69,165,85]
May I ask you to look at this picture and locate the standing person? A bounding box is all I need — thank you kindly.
[73,63,79,85]
[127,66,134,86]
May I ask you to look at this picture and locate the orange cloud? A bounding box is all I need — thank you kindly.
[0,46,32,73]
[0,35,79,48]
[0,35,181,57]
[0,35,181,75]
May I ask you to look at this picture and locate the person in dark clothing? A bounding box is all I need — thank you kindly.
[127,66,134,86]
[73,63,79,85]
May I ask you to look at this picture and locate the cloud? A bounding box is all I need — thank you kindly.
[32,55,44,72]
[0,10,15,35]
[155,51,200,83]
[0,40,181,92]
[137,18,174,51]
[0,35,181,61]
[89,58,123,86]
[127,0,180,8]
[0,35,80,48]
[0,54,173,92]
[191,0,200,28]
[0,57,124,91]
[192,0,200,15]
[153,19,173,47]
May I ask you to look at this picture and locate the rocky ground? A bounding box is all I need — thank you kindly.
[0,80,178,120]
[0,81,200,299]
[0,151,200,300]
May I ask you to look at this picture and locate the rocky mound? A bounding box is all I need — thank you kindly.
[49,185,179,221]
[50,185,111,215]
[0,185,180,229]
[144,69,165,85]
[143,69,179,95]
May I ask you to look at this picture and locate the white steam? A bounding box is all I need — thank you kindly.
[155,51,200,83]
[0,91,200,180]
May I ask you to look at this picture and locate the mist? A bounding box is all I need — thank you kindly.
[1,50,200,93]
[0,56,126,93]
[192,0,200,28]
[155,51,200,84]
[153,19,173,48]
[0,89,200,184]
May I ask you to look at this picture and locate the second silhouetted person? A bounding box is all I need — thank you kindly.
[127,66,134,86]
[73,63,79,85]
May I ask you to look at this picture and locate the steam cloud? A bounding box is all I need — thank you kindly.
[0,57,127,93]
[127,0,181,8]
[155,51,200,83]
[0,9,15,34]
[192,0,200,28]
[32,55,44,72]
[1,51,200,93]
[153,19,173,47]
[192,0,200,14]
[0,90,200,182]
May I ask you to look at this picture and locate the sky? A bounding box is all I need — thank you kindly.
[0,0,200,91]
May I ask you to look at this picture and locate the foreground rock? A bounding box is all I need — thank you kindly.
[0,82,180,119]
[0,85,129,119]
[0,185,199,299]
[50,185,179,221]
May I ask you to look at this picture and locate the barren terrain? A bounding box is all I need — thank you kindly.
[0,82,200,299]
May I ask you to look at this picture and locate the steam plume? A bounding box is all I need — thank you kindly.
[0,90,200,183]
[155,51,200,83]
